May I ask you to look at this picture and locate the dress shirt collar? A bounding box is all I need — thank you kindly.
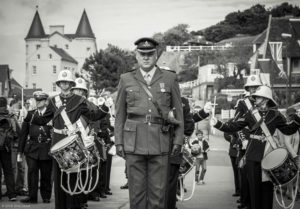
[140,67,156,81]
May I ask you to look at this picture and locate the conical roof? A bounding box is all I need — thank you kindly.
[25,10,46,39]
[75,10,95,38]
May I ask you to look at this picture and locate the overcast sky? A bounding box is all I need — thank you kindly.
[0,0,299,84]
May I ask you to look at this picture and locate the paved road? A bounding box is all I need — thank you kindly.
[1,135,299,209]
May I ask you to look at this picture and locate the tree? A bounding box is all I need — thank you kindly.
[82,45,136,94]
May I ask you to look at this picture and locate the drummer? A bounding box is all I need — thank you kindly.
[18,91,52,204]
[210,85,300,209]
[27,70,108,209]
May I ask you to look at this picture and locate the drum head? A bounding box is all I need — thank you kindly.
[51,135,77,152]
[261,148,287,170]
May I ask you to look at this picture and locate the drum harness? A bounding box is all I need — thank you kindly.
[244,98,299,209]
[52,96,100,195]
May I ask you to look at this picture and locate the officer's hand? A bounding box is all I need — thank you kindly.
[203,102,213,114]
[242,140,248,150]
[171,144,182,156]
[116,144,125,158]
[210,117,218,126]
[17,153,23,162]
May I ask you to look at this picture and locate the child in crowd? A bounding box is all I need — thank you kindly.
[190,130,210,185]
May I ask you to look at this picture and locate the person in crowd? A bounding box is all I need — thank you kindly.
[210,85,300,209]
[190,130,209,185]
[115,37,184,209]
[18,91,52,203]
[9,100,27,197]
[26,70,108,209]
[0,97,20,201]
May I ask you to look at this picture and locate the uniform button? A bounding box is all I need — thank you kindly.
[148,98,151,101]
[148,109,152,112]
[148,86,151,89]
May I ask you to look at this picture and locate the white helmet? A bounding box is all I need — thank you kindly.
[97,97,105,106]
[88,97,98,105]
[56,70,75,86]
[72,78,88,92]
[252,85,277,107]
[244,75,262,90]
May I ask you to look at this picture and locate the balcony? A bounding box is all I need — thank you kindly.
[166,45,232,52]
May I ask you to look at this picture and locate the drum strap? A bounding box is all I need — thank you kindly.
[244,98,277,149]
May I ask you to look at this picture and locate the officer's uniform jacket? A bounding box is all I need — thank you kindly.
[18,109,52,160]
[193,109,209,123]
[31,93,108,145]
[214,108,299,162]
[115,67,184,155]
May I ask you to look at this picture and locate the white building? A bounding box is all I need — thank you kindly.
[25,9,97,93]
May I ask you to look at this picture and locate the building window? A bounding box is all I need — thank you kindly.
[33,83,36,89]
[37,54,40,59]
[65,44,69,50]
[36,44,41,50]
[87,47,90,52]
[49,54,52,59]
[26,45,28,55]
[293,59,300,73]
[53,65,57,74]
[32,66,37,74]
[53,83,56,92]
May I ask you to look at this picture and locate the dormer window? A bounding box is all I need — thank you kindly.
[37,54,40,59]
[65,44,69,50]
[49,54,52,59]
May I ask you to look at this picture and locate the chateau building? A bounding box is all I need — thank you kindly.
[25,9,97,94]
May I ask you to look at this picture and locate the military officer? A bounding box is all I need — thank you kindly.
[28,70,108,209]
[18,91,52,203]
[210,85,300,209]
[115,37,184,209]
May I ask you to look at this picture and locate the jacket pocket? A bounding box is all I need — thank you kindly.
[123,121,137,153]
[126,87,140,107]
[157,87,171,107]
[159,129,170,154]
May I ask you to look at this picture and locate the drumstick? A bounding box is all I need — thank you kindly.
[212,96,216,118]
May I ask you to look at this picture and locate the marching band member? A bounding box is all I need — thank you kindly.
[115,37,184,209]
[234,75,262,209]
[210,85,300,209]
[27,70,108,209]
[18,91,52,204]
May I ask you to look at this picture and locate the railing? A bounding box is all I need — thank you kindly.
[166,45,232,52]
[273,73,300,85]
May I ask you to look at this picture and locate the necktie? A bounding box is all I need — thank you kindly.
[144,74,151,85]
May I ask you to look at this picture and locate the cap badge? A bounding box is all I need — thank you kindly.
[62,72,67,77]
[251,76,256,81]
[143,41,151,47]
[78,79,82,83]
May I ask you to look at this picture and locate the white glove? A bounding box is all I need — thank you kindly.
[242,140,248,150]
[17,153,23,162]
[19,108,28,119]
[109,117,115,127]
[210,117,218,126]
[105,97,114,108]
[204,102,213,114]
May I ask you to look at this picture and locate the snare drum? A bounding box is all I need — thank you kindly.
[81,142,100,170]
[261,148,298,186]
[179,147,195,177]
[50,135,86,173]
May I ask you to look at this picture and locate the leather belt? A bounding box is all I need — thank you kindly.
[127,113,163,124]
[30,137,51,143]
